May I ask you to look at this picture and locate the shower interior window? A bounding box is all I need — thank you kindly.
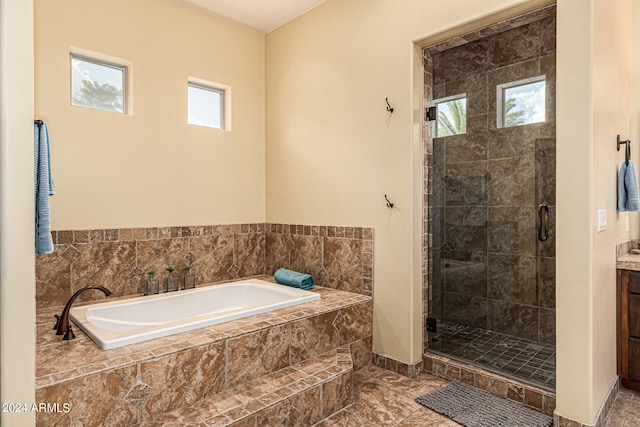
[433,94,467,137]
[497,76,546,128]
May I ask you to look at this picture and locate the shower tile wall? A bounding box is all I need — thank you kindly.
[425,8,556,347]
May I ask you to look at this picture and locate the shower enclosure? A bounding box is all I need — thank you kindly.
[424,6,556,392]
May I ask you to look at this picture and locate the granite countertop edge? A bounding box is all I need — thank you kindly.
[617,253,640,271]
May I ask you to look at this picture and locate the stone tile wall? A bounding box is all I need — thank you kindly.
[36,224,266,308]
[424,5,556,349]
[35,223,374,308]
[265,223,374,296]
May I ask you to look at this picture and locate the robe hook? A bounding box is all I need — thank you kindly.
[385,194,394,208]
[386,98,394,114]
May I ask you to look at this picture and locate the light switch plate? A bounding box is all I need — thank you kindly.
[597,209,607,232]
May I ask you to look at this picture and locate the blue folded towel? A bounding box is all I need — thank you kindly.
[35,121,55,256]
[618,160,640,212]
[274,268,315,290]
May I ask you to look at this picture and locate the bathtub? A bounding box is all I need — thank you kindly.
[69,278,320,350]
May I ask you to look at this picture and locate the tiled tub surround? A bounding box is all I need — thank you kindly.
[265,223,374,296]
[36,223,374,308]
[36,278,372,426]
[423,5,557,392]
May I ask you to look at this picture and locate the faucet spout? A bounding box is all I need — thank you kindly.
[55,285,112,339]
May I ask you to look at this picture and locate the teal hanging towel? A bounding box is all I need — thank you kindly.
[619,160,640,212]
[34,120,55,256]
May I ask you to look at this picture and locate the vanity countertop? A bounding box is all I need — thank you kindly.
[617,253,640,271]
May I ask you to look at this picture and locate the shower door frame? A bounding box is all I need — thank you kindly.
[419,2,557,391]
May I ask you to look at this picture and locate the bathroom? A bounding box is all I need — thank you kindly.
[3,0,640,425]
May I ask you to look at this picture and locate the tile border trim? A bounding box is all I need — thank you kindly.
[52,223,266,244]
[265,223,373,241]
[423,352,555,416]
[372,352,423,379]
[553,377,619,427]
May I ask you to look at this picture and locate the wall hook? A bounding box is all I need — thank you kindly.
[385,98,394,114]
[385,194,394,208]
[617,135,631,165]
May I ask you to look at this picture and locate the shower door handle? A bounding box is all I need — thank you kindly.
[538,203,549,242]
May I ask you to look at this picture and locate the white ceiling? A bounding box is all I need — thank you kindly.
[179,0,328,34]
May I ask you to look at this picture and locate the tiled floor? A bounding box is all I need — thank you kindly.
[428,321,556,391]
[313,365,459,426]
[314,364,640,426]
[606,387,640,426]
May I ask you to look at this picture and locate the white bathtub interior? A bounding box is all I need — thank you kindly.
[70,279,320,350]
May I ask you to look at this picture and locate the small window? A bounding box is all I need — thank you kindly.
[71,53,127,114]
[498,76,545,128]
[188,82,225,130]
[434,95,467,137]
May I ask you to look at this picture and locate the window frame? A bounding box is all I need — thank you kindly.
[70,52,129,114]
[496,75,546,129]
[187,81,226,130]
[432,93,467,138]
[187,81,225,130]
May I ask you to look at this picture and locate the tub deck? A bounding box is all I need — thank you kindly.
[35,276,372,426]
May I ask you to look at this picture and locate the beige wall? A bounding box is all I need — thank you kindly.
[4,0,632,424]
[267,0,634,423]
[592,0,631,418]
[35,0,266,230]
[556,0,631,423]
[632,0,640,240]
[265,0,545,366]
[0,0,36,425]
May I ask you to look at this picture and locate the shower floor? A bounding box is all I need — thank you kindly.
[428,321,556,392]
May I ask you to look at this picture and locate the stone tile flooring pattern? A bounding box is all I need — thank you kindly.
[313,365,459,426]
[606,387,640,426]
[315,365,640,426]
[428,321,556,391]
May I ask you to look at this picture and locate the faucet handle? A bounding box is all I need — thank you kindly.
[53,314,60,330]
[63,324,76,340]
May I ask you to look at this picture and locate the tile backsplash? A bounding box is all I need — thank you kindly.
[36,223,374,308]
[265,223,374,296]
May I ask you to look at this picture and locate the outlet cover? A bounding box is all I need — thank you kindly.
[597,209,607,232]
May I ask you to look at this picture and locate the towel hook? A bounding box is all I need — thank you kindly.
[384,194,394,208]
[617,135,631,165]
[385,98,394,114]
